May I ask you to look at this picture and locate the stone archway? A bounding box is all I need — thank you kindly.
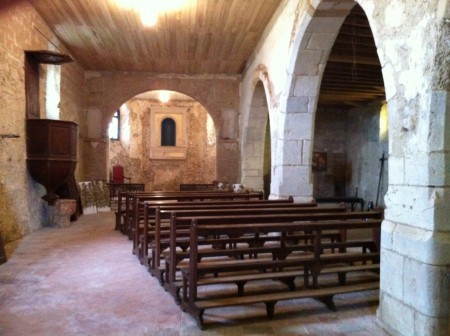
[241,81,271,194]
[272,1,355,201]
[279,1,449,335]
[107,90,217,190]
[82,73,240,183]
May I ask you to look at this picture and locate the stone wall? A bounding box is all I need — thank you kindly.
[312,108,348,198]
[313,101,388,208]
[109,99,216,190]
[346,101,388,208]
[241,1,449,335]
[83,72,240,184]
[0,1,87,243]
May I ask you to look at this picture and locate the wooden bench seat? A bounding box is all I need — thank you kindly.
[188,281,380,329]
[163,211,381,296]
[122,190,265,236]
[143,203,340,268]
[177,250,379,300]
[179,216,382,328]
[133,198,299,262]
[150,206,349,283]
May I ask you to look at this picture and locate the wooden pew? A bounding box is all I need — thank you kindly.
[180,183,215,191]
[181,217,381,328]
[163,210,382,300]
[137,198,300,264]
[126,190,266,238]
[142,202,330,272]
[118,190,264,234]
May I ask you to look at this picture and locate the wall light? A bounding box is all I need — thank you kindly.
[159,91,170,103]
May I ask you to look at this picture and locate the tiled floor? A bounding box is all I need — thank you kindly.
[0,212,389,335]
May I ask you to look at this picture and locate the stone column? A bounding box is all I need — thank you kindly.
[377,92,450,336]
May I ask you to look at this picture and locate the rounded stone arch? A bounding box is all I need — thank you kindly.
[272,0,358,201]
[240,65,275,194]
[102,85,220,135]
[103,79,221,135]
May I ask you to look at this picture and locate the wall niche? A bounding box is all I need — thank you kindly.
[149,107,187,160]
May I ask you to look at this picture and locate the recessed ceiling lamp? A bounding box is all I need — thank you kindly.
[115,0,188,27]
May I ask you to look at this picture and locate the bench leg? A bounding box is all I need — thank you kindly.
[337,271,346,285]
[236,281,247,296]
[265,301,277,319]
[279,277,296,291]
[316,295,336,311]
[194,308,205,329]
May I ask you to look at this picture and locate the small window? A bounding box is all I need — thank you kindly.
[108,110,120,140]
[161,118,176,146]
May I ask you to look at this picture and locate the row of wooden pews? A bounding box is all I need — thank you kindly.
[117,189,382,329]
[180,217,381,328]
[115,189,264,235]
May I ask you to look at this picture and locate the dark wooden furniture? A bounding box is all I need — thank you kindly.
[316,197,365,211]
[179,184,215,191]
[119,190,264,235]
[26,119,78,205]
[0,235,6,265]
[162,210,382,302]
[181,217,382,328]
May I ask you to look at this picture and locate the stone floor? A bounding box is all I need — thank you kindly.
[0,212,389,335]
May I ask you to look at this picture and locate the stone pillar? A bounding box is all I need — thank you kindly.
[216,139,239,183]
[377,93,450,336]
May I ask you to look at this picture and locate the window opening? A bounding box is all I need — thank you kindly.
[108,110,120,140]
[161,117,176,146]
[45,64,61,120]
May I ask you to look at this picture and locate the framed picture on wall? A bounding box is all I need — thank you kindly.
[312,152,327,172]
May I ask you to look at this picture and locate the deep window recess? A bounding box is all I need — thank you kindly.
[161,117,176,146]
[108,110,120,140]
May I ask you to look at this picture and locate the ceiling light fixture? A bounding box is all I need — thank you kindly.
[116,0,188,27]
[159,91,170,103]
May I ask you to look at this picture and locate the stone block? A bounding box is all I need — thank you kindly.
[377,292,415,336]
[414,312,449,336]
[306,17,345,33]
[293,75,320,97]
[392,222,450,265]
[293,50,322,76]
[404,153,430,186]
[387,155,404,185]
[428,91,449,152]
[275,164,312,196]
[434,188,450,231]
[242,176,263,191]
[404,258,448,317]
[307,32,337,51]
[283,113,313,141]
[384,185,438,231]
[286,96,309,113]
[427,152,449,187]
[380,248,404,301]
[380,219,396,250]
[301,140,311,165]
[243,156,262,170]
[282,140,302,165]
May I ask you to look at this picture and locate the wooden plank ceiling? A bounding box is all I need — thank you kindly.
[30,0,282,74]
[29,1,384,108]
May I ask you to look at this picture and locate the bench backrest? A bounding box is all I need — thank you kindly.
[188,217,382,301]
[168,210,383,283]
